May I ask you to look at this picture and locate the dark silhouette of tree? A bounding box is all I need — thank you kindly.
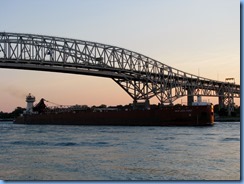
[0,107,26,120]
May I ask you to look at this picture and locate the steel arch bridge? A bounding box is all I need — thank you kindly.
[0,32,240,109]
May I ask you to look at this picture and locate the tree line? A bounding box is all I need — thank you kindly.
[0,107,26,120]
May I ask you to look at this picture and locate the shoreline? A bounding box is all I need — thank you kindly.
[214,116,240,122]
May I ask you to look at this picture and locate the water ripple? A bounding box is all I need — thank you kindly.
[222,137,240,142]
[0,121,240,180]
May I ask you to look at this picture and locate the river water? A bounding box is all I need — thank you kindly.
[0,121,240,181]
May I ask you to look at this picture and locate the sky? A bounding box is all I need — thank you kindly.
[0,0,240,112]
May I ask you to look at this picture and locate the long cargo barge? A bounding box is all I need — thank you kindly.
[15,105,214,126]
[14,94,214,126]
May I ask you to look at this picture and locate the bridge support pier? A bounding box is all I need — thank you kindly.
[187,89,194,106]
[225,94,234,116]
[133,99,150,110]
[218,89,235,116]
[218,90,225,109]
[133,100,137,110]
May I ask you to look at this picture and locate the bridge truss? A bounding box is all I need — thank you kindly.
[0,32,240,110]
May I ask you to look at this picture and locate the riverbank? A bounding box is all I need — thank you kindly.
[0,119,14,122]
[215,116,240,122]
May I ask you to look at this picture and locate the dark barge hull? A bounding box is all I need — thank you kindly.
[14,105,214,126]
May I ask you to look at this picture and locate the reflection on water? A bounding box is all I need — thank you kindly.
[0,121,240,180]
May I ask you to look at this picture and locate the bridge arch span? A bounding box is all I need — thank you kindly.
[0,32,240,107]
